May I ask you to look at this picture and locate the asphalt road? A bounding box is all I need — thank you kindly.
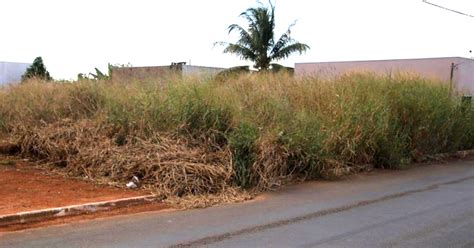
[1,160,473,248]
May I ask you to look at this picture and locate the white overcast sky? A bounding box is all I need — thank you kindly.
[1,0,473,79]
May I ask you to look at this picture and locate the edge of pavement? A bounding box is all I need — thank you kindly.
[0,195,159,227]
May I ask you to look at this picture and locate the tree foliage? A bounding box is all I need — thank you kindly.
[78,63,116,81]
[22,57,53,82]
[218,2,310,71]
[215,66,251,81]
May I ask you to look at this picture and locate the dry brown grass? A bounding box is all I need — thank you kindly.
[251,137,292,189]
[165,187,254,209]
[0,73,472,208]
[13,119,233,199]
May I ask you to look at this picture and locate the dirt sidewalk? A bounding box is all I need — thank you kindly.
[0,156,166,231]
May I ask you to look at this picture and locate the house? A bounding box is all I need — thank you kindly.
[295,57,474,95]
[111,62,225,82]
[0,61,31,85]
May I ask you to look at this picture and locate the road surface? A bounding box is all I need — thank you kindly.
[1,159,473,248]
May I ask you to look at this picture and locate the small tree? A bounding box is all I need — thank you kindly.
[22,57,53,82]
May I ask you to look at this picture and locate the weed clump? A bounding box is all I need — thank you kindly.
[228,123,259,188]
[13,119,232,198]
[0,73,472,201]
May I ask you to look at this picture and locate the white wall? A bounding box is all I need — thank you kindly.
[182,65,224,78]
[0,62,31,85]
[295,57,474,95]
[454,59,474,95]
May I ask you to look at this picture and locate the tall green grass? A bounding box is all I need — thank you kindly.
[0,73,472,188]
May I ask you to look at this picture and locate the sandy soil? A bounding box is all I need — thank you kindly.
[0,156,161,215]
[0,155,169,231]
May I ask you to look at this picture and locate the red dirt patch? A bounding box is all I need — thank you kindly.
[0,156,150,216]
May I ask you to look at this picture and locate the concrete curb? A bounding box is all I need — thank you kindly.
[431,149,474,160]
[456,149,474,157]
[0,195,158,227]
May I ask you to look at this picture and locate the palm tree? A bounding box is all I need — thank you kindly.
[217,2,310,71]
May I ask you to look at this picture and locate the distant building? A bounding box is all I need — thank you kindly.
[112,62,225,82]
[0,61,31,85]
[295,57,474,95]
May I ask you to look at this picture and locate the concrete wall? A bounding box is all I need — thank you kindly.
[295,57,474,95]
[454,59,474,94]
[0,62,31,85]
[112,65,225,82]
[182,65,224,78]
[112,66,176,82]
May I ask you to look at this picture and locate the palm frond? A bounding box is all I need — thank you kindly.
[228,24,256,51]
[240,7,260,27]
[223,43,257,61]
[271,42,310,61]
[270,22,296,58]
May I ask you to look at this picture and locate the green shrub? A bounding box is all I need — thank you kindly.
[228,123,259,188]
[279,110,325,176]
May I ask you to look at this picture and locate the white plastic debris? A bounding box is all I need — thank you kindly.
[132,176,139,184]
[126,176,140,189]
[126,181,137,189]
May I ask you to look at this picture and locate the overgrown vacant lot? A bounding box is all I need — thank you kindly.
[0,73,472,203]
